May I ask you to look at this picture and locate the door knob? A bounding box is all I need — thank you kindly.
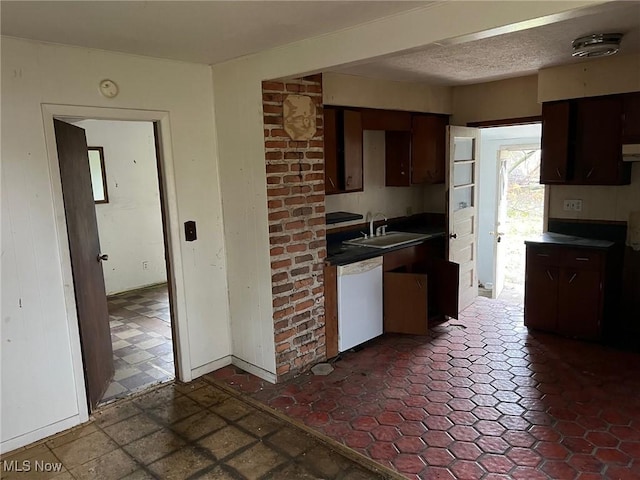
[449,233,457,239]
[97,253,109,262]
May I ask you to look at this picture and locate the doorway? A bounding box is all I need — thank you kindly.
[52,115,178,411]
[477,124,544,304]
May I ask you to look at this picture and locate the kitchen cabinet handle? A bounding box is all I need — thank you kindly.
[536,253,550,257]
[346,176,352,186]
[449,233,457,239]
[556,168,562,178]
[416,280,423,289]
[575,257,589,261]
[586,167,594,178]
[328,176,336,188]
[568,273,577,284]
[546,270,554,281]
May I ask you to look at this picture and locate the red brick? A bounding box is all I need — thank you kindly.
[284,196,306,206]
[265,151,283,161]
[283,174,303,184]
[266,176,281,185]
[285,83,302,92]
[268,211,289,221]
[269,224,282,234]
[284,151,303,160]
[284,220,305,230]
[290,163,311,172]
[292,186,312,194]
[288,141,308,149]
[275,342,291,353]
[263,105,283,115]
[306,194,325,203]
[305,151,324,159]
[265,140,287,148]
[272,272,288,283]
[266,186,289,196]
[295,299,315,312]
[263,93,283,103]
[304,173,324,182]
[270,128,288,137]
[273,307,293,320]
[295,278,314,289]
[272,283,293,295]
[271,259,292,269]
[308,217,325,226]
[266,164,288,173]
[270,247,284,256]
[267,199,282,208]
[290,290,308,302]
[269,234,290,245]
[286,244,307,253]
[293,232,313,241]
[263,115,282,126]
[263,81,285,91]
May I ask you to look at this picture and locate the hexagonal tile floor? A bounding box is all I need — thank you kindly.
[208,297,640,479]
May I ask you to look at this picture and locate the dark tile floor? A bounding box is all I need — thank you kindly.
[1,382,396,480]
[103,285,174,403]
[210,296,640,479]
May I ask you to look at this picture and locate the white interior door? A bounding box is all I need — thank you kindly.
[447,126,479,313]
[492,156,508,298]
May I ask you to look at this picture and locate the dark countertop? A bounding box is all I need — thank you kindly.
[525,232,615,249]
[326,227,445,266]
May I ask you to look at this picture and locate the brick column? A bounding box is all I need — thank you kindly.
[263,75,327,381]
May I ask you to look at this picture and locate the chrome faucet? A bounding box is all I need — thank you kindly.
[369,212,387,238]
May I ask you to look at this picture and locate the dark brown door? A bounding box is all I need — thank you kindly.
[622,92,640,143]
[384,271,428,334]
[385,131,411,186]
[430,258,460,320]
[324,108,340,194]
[343,109,363,191]
[558,268,601,340]
[54,119,114,409]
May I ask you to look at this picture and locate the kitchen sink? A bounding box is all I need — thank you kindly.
[343,231,432,249]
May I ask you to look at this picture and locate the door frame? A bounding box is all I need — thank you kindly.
[492,142,545,299]
[42,104,190,421]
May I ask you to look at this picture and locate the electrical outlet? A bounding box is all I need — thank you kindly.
[563,199,583,211]
[142,261,149,270]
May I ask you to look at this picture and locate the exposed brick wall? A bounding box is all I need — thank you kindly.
[263,75,327,381]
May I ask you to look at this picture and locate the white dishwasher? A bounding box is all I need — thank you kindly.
[337,256,383,352]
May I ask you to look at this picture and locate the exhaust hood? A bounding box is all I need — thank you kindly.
[623,144,640,162]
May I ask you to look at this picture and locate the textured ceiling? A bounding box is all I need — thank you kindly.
[334,1,640,86]
[0,1,430,65]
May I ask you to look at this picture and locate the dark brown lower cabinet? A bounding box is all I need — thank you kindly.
[524,244,608,341]
[383,243,459,335]
[384,271,428,334]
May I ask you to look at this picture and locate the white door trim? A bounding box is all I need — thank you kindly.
[41,104,192,421]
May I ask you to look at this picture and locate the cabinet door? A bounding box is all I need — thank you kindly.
[622,92,640,143]
[324,265,339,358]
[575,96,629,185]
[540,101,572,183]
[411,114,447,184]
[558,268,602,340]
[324,108,340,194]
[384,271,428,334]
[343,109,363,191]
[524,262,559,332]
[385,131,411,186]
[430,258,459,320]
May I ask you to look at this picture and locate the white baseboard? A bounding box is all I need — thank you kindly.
[231,356,276,384]
[1,415,81,455]
[190,355,232,379]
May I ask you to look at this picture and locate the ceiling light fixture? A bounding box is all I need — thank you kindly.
[572,33,623,58]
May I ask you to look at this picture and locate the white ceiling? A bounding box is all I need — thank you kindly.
[2,1,639,86]
[334,1,640,85]
[0,1,430,65]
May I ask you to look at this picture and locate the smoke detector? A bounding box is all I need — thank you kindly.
[572,33,623,58]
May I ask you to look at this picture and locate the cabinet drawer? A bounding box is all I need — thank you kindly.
[526,246,560,266]
[561,249,603,270]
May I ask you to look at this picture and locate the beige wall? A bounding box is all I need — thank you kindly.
[323,73,452,114]
[548,166,640,222]
[539,53,640,102]
[451,75,540,125]
[1,37,231,451]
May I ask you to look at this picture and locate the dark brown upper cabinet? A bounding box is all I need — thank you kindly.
[411,114,447,184]
[540,101,573,183]
[324,106,363,194]
[622,92,640,143]
[361,108,412,131]
[540,93,632,186]
[385,113,447,186]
